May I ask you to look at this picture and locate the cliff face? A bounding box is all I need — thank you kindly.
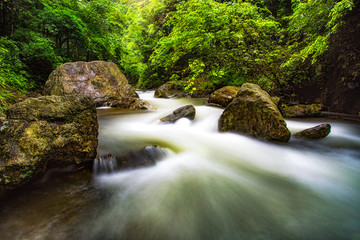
[295,3,360,115]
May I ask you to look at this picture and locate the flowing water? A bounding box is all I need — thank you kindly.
[1,91,360,240]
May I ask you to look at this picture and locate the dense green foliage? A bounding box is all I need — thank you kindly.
[0,0,356,110]
[122,0,355,93]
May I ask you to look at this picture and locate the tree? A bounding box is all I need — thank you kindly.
[141,0,282,92]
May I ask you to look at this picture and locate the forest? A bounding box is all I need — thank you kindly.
[0,0,358,113]
[1,1,360,238]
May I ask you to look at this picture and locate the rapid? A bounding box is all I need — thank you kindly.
[0,91,359,240]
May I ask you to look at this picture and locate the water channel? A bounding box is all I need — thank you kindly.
[0,91,359,240]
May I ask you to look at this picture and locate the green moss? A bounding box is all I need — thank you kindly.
[280,104,324,118]
[91,81,103,88]
[219,83,290,142]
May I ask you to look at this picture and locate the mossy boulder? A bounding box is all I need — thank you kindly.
[207,86,240,108]
[160,105,196,123]
[280,104,326,118]
[218,83,291,142]
[0,95,98,198]
[293,124,331,139]
[44,61,138,106]
[154,81,188,99]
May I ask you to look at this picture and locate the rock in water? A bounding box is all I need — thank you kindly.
[154,81,188,99]
[218,83,291,142]
[94,146,167,174]
[0,95,98,198]
[44,61,138,106]
[280,104,326,118]
[160,105,196,123]
[109,98,155,111]
[207,86,240,108]
[293,124,331,139]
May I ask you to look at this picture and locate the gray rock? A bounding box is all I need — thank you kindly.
[160,105,196,123]
[94,146,167,174]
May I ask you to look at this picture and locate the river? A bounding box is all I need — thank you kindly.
[0,91,359,240]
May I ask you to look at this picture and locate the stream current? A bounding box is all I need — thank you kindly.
[0,91,360,240]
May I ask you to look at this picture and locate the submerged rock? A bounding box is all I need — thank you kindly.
[207,86,240,108]
[160,105,196,123]
[280,103,326,118]
[44,61,138,106]
[219,83,291,142]
[293,124,331,139]
[94,146,167,174]
[0,95,98,198]
[154,81,188,99]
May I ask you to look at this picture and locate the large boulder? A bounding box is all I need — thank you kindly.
[218,83,291,142]
[293,124,331,139]
[160,105,196,123]
[44,61,138,106]
[0,95,98,197]
[207,86,240,108]
[154,81,188,99]
[280,103,326,118]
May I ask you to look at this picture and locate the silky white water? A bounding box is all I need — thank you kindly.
[1,92,359,240]
[89,91,360,240]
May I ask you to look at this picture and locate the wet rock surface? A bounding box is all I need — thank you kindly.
[160,105,196,123]
[94,146,167,174]
[293,123,331,139]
